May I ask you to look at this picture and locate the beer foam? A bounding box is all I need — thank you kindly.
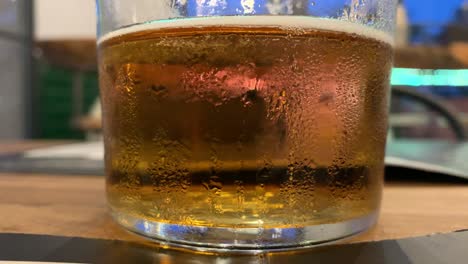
[99,16,394,46]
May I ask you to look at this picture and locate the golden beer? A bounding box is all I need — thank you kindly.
[98,17,393,244]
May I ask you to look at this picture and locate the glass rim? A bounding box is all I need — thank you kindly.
[97,15,395,46]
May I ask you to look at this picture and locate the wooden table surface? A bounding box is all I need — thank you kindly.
[1,142,468,246]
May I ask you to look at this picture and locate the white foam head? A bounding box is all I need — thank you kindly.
[98,16,394,46]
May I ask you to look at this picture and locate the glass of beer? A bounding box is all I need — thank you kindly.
[97,0,396,251]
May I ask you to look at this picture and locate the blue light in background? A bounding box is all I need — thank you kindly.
[185,0,353,17]
[405,0,463,25]
[186,0,268,16]
[404,0,464,40]
[391,68,468,87]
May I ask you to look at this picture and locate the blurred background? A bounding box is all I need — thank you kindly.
[0,0,467,141]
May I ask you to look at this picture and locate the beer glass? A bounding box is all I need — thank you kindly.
[97,0,396,251]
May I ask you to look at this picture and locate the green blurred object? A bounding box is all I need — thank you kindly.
[38,63,99,139]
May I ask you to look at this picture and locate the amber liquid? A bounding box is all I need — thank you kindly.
[99,25,393,229]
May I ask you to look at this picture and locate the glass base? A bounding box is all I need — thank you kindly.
[112,211,378,253]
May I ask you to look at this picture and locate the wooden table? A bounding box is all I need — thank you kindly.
[1,142,468,246]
